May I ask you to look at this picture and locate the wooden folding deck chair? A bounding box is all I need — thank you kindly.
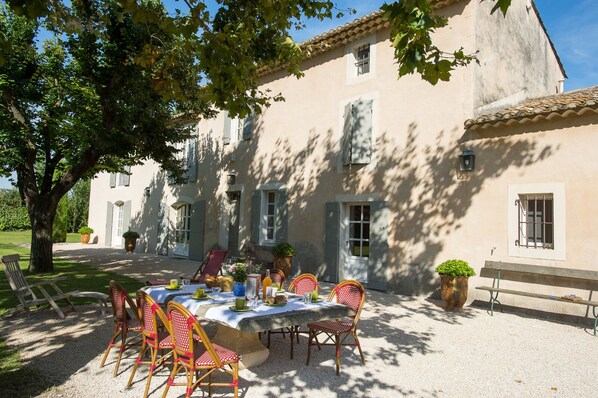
[145,249,227,286]
[1,254,109,318]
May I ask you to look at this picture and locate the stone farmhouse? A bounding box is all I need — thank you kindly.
[88,0,598,315]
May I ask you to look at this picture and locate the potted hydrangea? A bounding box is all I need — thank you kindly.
[435,259,476,311]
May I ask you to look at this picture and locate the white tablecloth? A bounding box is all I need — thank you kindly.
[144,283,207,303]
[172,292,236,313]
[204,298,341,329]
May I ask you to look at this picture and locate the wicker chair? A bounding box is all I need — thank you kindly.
[267,273,318,359]
[100,280,142,377]
[126,291,173,398]
[306,279,366,375]
[269,268,286,290]
[162,301,239,398]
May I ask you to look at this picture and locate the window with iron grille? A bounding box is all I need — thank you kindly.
[516,194,554,249]
[355,44,370,76]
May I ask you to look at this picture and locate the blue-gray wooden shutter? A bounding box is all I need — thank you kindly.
[105,202,113,245]
[157,203,169,255]
[323,202,341,283]
[275,189,288,243]
[109,173,116,188]
[188,200,206,261]
[242,112,254,141]
[368,200,388,291]
[122,166,131,187]
[123,200,132,235]
[223,112,231,145]
[186,138,197,181]
[342,102,352,166]
[250,190,261,244]
[350,99,373,164]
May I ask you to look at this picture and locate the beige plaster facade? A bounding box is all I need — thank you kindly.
[89,0,591,318]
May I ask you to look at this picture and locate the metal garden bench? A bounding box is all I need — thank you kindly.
[476,260,598,335]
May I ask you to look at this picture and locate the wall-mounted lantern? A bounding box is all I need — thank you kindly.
[459,149,475,171]
[144,187,151,197]
[227,171,237,185]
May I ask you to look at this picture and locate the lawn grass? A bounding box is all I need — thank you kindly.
[0,230,144,396]
[0,230,143,314]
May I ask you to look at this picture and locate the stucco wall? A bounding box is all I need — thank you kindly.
[461,112,598,316]
[472,0,565,115]
[87,0,581,307]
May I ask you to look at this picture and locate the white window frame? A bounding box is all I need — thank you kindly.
[348,204,370,258]
[174,204,191,245]
[508,183,565,261]
[261,190,277,244]
[174,139,191,172]
[346,33,376,85]
[227,117,244,144]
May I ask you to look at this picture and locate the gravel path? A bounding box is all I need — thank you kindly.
[1,243,597,398]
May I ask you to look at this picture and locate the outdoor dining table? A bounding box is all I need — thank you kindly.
[143,285,353,369]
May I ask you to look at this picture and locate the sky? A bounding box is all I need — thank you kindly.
[1,0,596,190]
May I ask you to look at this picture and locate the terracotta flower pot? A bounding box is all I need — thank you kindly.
[440,275,469,311]
[274,256,293,278]
[80,234,91,244]
[125,237,137,253]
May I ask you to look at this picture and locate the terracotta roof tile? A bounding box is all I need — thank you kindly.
[465,85,598,130]
[257,0,462,76]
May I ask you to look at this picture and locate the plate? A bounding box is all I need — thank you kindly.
[164,286,181,291]
[265,302,287,307]
[191,295,211,300]
[228,306,252,312]
[311,298,323,302]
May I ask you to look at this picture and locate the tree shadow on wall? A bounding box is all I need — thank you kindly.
[129,129,223,256]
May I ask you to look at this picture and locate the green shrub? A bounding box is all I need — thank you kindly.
[271,242,296,257]
[78,226,94,234]
[435,259,476,277]
[122,230,140,239]
[0,189,30,231]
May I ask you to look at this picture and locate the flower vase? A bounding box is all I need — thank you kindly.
[233,282,246,297]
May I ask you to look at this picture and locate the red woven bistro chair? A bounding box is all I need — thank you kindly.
[126,291,174,398]
[270,268,286,290]
[267,273,318,359]
[306,279,366,375]
[162,301,239,398]
[100,280,142,377]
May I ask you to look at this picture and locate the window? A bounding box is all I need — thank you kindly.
[251,186,287,246]
[516,194,554,249]
[234,117,244,143]
[110,166,130,188]
[508,183,565,261]
[262,191,277,243]
[349,205,370,257]
[175,204,191,245]
[170,137,197,183]
[223,112,254,145]
[346,34,376,84]
[355,44,370,76]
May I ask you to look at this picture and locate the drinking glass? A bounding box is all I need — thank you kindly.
[181,278,190,292]
[246,293,255,308]
[212,286,221,298]
[303,292,312,304]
